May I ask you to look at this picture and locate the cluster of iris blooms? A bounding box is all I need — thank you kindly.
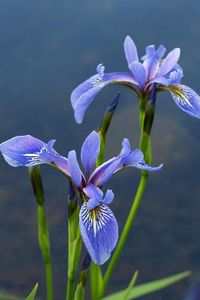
[0,36,200,300]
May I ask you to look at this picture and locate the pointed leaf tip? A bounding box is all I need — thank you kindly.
[25,283,38,300]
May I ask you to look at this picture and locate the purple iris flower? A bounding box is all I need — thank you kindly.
[71,35,200,124]
[0,131,162,264]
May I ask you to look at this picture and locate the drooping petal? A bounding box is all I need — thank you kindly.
[124,35,138,68]
[0,135,56,167]
[168,84,200,119]
[71,73,104,124]
[79,202,118,265]
[129,61,147,88]
[68,150,83,187]
[81,131,100,177]
[132,158,163,172]
[120,139,143,165]
[120,139,163,172]
[71,69,138,124]
[157,48,180,77]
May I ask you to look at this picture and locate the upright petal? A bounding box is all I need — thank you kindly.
[157,48,180,77]
[71,68,138,124]
[143,45,166,80]
[124,35,139,68]
[68,150,83,187]
[129,61,147,88]
[81,131,100,177]
[168,84,200,119]
[79,202,118,265]
[0,135,54,167]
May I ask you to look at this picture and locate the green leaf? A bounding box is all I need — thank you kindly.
[0,291,21,300]
[25,283,38,300]
[102,271,191,300]
[123,271,138,300]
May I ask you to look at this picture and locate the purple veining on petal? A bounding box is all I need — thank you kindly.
[0,135,51,167]
[79,202,118,265]
[169,84,200,119]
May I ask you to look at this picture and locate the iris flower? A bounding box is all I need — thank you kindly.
[71,35,200,124]
[0,131,162,264]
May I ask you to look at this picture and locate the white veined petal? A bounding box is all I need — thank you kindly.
[79,203,118,265]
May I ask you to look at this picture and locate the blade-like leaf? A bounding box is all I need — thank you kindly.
[0,291,21,300]
[102,271,191,300]
[124,271,138,300]
[25,283,38,300]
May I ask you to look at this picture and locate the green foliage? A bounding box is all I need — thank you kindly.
[25,284,38,300]
[123,271,138,300]
[102,271,191,300]
[0,292,21,300]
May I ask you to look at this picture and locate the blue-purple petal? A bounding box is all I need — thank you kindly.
[133,159,163,172]
[103,189,114,205]
[84,183,114,209]
[144,45,166,80]
[83,183,103,207]
[124,35,139,68]
[0,135,50,167]
[129,61,147,88]
[157,48,180,77]
[71,70,138,124]
[79,202,118,265]
[81,131,100,177]
[169,84,200,119]
[120,139,163,172]
[71,73,105,124]
[89,157,122,187]
[68,150,83,187]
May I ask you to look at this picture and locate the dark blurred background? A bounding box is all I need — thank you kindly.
[0,0,200,299]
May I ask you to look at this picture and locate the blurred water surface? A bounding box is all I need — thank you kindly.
[0,0,200,299]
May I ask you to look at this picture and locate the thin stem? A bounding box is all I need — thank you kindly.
[29,166,54,300]
[102,94,155,295]
[66,184,82,300]
[74,254,91,300]
[102,173,148,293]
[37,204,54,300]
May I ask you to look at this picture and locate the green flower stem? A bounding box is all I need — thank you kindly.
[102,96,154,295]
[102,172,148,294]
[29,166,54,300]
[74,255,91,300]
[66,185,82,300]
[37,204,54,300]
